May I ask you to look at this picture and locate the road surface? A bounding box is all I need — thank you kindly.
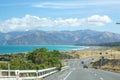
[44,58,120,80]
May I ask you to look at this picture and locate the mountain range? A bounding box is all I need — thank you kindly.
[1,30,120,45]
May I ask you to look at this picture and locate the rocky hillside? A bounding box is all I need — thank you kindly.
[1,30,120,45]
[90,59,120,72]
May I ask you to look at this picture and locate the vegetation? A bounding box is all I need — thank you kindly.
[98,42,120,46]
[76,42,120,47]
[90,59,120,72]
[0,48,72,70]
[113,46,120,51]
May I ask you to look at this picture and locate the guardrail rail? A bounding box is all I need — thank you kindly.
[0,66,69,80]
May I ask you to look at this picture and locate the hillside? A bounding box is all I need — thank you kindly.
[98,42,120,46]
[90,59,120,73]
[1,30,120,45]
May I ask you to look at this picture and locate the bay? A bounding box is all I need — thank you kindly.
[0,45,86,54]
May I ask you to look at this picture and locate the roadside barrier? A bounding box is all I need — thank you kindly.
[0,66,69,80]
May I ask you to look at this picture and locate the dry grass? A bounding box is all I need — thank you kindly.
[66,48,120,59]
[65,47,120,73]
[101,65,120,72]
[61,59,67,66]
[89,59,120,73]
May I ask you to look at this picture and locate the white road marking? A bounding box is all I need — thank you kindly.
[94,73,97,76]
[100,77,104,80]
[63,71,72,80]
[72,68,76,70]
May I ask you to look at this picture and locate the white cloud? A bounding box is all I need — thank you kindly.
[87,15,111,26]
[0,15,111,33]
[1,0,120,8]
[33,2,84,9]
[32,0,120,9]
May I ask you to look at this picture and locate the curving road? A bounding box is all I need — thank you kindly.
[44,58,120,80]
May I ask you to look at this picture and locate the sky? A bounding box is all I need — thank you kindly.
[0,0,120,33]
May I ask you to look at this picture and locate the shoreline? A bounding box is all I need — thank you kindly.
[0,46,120,73]
[0,45,87,54]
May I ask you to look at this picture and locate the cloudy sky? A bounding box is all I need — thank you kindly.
[0,0,120,33]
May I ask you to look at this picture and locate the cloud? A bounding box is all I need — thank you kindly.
[87,15,111,26]
[0,0,120,8]
[32,2,84,9]
[32,0,120,9]
[0,15,111,33]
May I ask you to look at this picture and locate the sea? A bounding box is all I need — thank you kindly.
[0,45,87,54]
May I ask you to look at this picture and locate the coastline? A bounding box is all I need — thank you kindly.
[0,45,86,54]
[0,45,120,73]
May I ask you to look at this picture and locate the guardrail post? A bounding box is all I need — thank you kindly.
[15,70,19,80]
[0,71,1,76]
[36,67,39,80]
[8,63,10,77]
[0,67,69,79]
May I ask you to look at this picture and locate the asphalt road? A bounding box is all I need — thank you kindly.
[44,58,120,80]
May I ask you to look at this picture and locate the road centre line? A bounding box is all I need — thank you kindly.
[100,77,104,80]
[63,71,72,80]
[94,73,97,76]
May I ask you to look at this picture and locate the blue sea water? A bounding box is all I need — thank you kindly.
[0,45,86,54]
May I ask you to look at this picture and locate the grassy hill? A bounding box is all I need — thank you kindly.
[90,59,120,73]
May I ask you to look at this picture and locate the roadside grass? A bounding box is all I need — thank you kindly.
[66,47,120,73]
[89,59,120,73]
[67,47,120,59]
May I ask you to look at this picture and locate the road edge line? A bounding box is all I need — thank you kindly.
[63,71,72,80]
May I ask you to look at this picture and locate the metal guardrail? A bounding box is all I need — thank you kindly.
[0,66,69,80]
[61,66,69,71]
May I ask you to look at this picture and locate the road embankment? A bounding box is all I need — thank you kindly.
[89,59,120,73]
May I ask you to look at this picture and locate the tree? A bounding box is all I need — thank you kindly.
[26,48,62,69]
[0,48,72,70]
[10,58,27,70]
